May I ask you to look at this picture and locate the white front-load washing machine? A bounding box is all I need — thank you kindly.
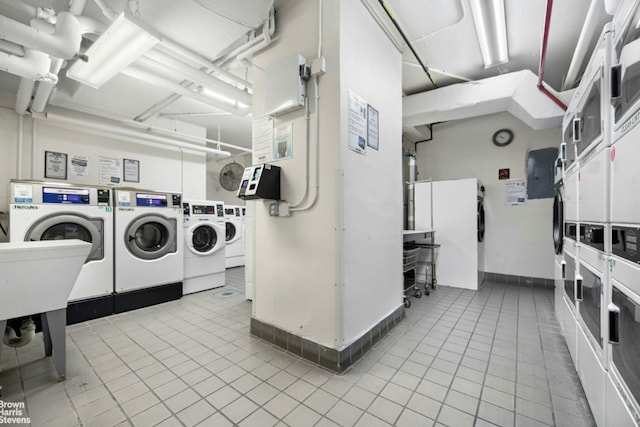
[9,180,114,323]
[182,199,226,294]
[225,205,244,268]
[113,188,183,313]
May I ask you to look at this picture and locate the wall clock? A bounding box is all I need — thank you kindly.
[492,128,514,147]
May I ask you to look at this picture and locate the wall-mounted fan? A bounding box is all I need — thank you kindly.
[219,162,245,191]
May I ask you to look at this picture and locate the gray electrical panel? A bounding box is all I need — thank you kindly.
[527,147,558,199]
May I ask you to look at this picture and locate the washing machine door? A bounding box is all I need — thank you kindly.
[225,221,240,244]
[553,189,564,255]
[187,222,224,255]
[125,214,177,260]
[477,201,485,242]
[26,213,103,262]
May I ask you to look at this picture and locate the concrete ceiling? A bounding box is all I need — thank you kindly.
[0,0,612,150]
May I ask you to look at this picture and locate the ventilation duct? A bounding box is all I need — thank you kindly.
[403,70,571,138]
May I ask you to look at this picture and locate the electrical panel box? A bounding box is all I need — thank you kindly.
[237,164,281,200]
[265,53,307,116]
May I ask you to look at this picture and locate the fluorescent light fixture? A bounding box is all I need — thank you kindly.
[469,0,509,68]
[198,87,249,109]
[67,12,160,88]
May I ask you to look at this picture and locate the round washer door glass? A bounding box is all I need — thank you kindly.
[26,214,103,262]
[553,190,564,254]
[477,201,485,242]
[126,215,177,260]
[226,222,237,242]
[192,224,217,253]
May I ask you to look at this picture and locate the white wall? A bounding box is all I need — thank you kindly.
[251,0,402,349]
[251,0,341,348]
[416,112,560,279]
[340,0,403,344]
[0,96,208,211]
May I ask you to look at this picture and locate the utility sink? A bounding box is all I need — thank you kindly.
[0,239,91,381]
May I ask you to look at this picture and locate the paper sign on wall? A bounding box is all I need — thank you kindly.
[367,105,379,151]
[99,156,121,185]
[348,91,368,155]
[273,124,293,160]
[505,179,526,205]
[70,155,89,177]
[252,116,274,164]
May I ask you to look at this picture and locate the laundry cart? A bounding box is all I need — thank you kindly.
[403,246,422,308]
[416,240,440,290]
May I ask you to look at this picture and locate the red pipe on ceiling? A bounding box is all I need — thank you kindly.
[538,0,568,111]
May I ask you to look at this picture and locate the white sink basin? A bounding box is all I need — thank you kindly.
[0,240,91,321]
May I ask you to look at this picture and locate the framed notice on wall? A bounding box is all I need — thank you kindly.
[123,159,140,183]
[44,151,67,180]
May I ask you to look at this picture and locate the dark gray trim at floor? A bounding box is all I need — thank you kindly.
[250,305,406,373]
[484,272,554,289]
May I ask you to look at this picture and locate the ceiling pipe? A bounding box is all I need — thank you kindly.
[214,9,275,68]
[15,77,34,114]
[93,0,117,20]
[141,51,252,105]
[0,39,24,56]
[69,0,87,16]
[31,58,64,113]
[537,0,567,111]
[562,0,604,90]
[121,65,251,115]
[0,12,81,59]
[38,111,233,157]
[0,48,52,80]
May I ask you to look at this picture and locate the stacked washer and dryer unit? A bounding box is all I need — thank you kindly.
[555,3,640,424]
[182,200,226,294]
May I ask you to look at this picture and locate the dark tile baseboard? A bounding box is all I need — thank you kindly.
[250,305,406,373]
[484,272,554,289]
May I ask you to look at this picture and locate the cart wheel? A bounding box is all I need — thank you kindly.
[425,289,430,296]
[404,298,411,308]
[415,290,422,298]
[431,281,437,289]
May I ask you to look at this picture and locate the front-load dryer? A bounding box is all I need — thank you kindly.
[113,188,183,313]
[182,199,226,294]
[225,205,245,268]
[9,180,114,323]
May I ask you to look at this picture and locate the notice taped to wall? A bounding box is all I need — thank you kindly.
[348,91,368,155]
[252,116,274,164]
[273,123,293,160]
[505,179,526,205]
[70,155,89,177]
[99,156,121,185]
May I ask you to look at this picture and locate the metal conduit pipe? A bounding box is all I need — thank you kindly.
[38,112,233,157]
[122,65,251,115]
[157,39,253,90]
[140,52,252,105]
[538,0,567,111]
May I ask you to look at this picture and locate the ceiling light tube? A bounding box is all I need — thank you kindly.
[469,0,509,68]
[66,12,160,88]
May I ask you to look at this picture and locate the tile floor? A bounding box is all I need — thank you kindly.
[0,269,596,426]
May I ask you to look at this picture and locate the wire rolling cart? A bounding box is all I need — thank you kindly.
[415,234,439,291]
[403,247,422,308]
